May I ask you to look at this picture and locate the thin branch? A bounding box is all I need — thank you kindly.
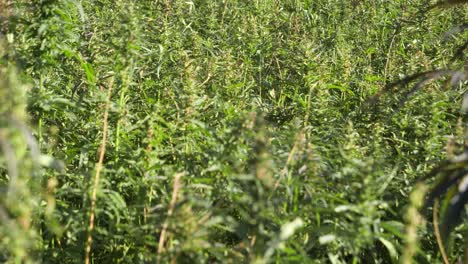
[84,77,114,264]
[157,172,184,264]
[367,69,462,109]
[449,40,468,66]
[383,30,398,85]
[398,69,461,107]
[433,199,450,264]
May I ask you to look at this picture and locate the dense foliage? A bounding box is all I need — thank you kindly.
[1,0,466,263]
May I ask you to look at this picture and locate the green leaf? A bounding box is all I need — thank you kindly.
[378,237,398,261]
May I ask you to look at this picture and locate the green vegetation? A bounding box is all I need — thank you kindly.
[0,0,466,263]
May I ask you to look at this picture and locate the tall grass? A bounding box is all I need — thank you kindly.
[1,0,466,263]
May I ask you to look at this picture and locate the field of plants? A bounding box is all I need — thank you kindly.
[0,0,467,263]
